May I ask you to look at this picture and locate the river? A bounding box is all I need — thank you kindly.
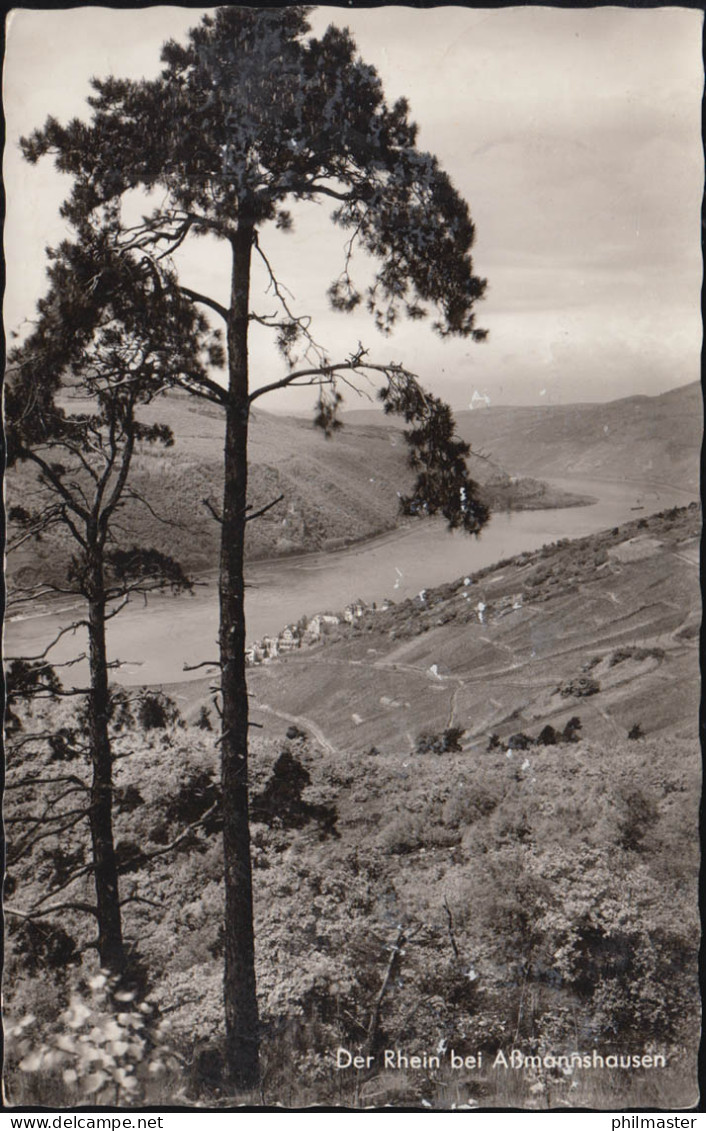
[6,475,696,686]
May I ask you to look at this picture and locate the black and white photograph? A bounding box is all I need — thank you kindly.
[3,3,702,1111]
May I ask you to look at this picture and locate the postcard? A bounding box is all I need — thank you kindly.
[3,4,702,1112]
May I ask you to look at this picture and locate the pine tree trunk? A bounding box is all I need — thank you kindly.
[85,548,126,975]
[220,220,260,1090]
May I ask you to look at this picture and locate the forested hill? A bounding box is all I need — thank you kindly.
[6,393,589,587]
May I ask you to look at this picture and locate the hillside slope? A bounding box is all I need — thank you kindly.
[454,381,701,489]
[6,393,589,586]
[6,503,699,1110]
[159,502,699,1105]
[347,381,701,490]
[243,503,700,755]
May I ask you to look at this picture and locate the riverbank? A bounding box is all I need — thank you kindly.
[5,473,697,688]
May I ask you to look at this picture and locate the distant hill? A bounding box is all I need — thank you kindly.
[6,392,589,587]
[346,381,702,492]
[7,396,405,584]
[129,396,413,566]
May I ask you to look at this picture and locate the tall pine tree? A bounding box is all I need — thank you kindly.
[22,8,489,1086]
[6,224,221,975]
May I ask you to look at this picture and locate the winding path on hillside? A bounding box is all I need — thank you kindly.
[251,700,339,756]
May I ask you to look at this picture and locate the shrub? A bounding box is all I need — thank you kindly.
[560,676,600,699]
[108,689,136,732]
[48,727,81,762]
[137,692,181,731]
[508,732,534,751]
[616,787,659,851]
[49,845,86,886]
[610,646,664,669]
[627,723,645,741]
[562,717,582,743]
[251,750,338,838]
[8,918,80,977]
[443,785,500,828]
[377,813,423,855]
[115,785,145,814]
[423,825,461,848]
[116,839,148,875]
[5,659,62,734]
[488,720,583,750]
[491,808,533,844]
[286,725,308,741]
[165,770,222,834]
[415,727,465,755]
[195,706,213,731]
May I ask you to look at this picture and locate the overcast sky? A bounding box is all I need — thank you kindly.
[4,5,703,411]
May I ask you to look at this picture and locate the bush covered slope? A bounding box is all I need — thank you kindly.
[4,504,699,1109]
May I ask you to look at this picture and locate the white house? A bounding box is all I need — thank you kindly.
[278,626,299,652]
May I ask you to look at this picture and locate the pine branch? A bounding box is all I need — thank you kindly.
[6,623,87,663]
[9,810,89,865]
[17,447,90,526]
[279,179,354,202]
[103,596,130,620]
[249,355,414,405]
[118,802,220,871]
[123,485,191,529]
[252,233,330,369]
[5,774,89,791]
[5,901,98,921]
[245,494,284,522]
[179,286,229,324]
[202,497,223,524]
[172,374,228,407]
[6,505,64,553]
[6,583,65,605]
[120,892,164,910]
[30,853,97,906]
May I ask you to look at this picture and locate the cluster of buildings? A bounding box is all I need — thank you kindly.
[245,599,383,666]
[243,585,524,666]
